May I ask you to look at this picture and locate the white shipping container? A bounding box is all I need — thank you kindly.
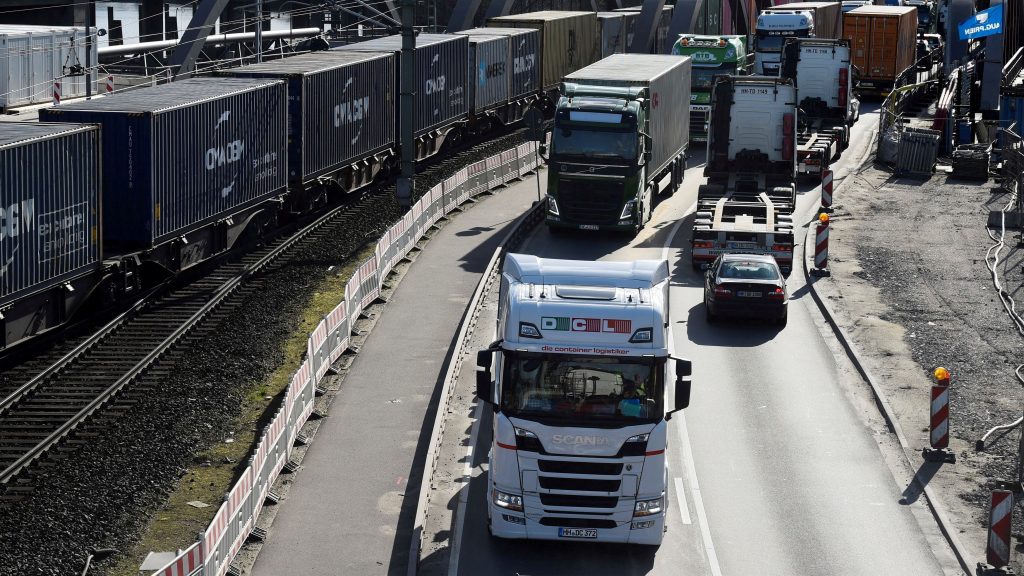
[0,25,98,110]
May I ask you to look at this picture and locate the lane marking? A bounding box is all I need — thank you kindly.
[663,203,723,576]
[674,477,692,525]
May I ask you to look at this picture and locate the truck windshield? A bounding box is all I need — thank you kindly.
[692,64,738,90]
[553,126,637,161]
[755,31,808,52]
[501,352,664,424]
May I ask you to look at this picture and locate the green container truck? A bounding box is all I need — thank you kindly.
[672,34,749,142]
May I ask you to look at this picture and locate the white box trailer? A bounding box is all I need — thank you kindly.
[476,254,693,546]
[0,25,97,111]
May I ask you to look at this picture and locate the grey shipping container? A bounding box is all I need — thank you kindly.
[0,25,98,110]
[0,122,101,304]
[40,77,288,250]
[619,11,639,53]
[334,34,468,136]
[465,35,510,113]
[216,51,396,187]
[488,11,599,92]
[766,2,843,39]
[565,54,692,178]
[457,27,540,100]
[596,13,626,57]
[615,6,675,53]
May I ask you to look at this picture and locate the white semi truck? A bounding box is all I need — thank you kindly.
[475,253,693,545]
[754,2,843,75]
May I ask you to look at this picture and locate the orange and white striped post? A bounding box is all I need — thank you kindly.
[978,490,1013,573]
[105,74,114,94]
[52,79,61,106]
[810,213,830,277]
[821,169,834,212]
[924,367,956,463]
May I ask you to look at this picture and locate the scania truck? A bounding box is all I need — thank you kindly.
[672,34,749,142]
[692,75,798,273]
[475,253,693,545]
[755,2,843,75]
[546,54,691,234]
[780,37,858,179]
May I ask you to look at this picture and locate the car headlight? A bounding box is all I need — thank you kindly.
[620,200,636,220]
[494,489,524,512]
[546,194,559,216]
[634,496,664,517]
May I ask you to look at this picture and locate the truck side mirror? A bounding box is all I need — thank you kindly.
[476,350,494,404]
[643,150,653,163]
[666,358,692,419]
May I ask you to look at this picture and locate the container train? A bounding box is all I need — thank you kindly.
[0,10,613,353]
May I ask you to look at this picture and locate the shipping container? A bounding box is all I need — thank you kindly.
[564,54,692,176]
[764,2,843,38]
[620,11,640,52]
[0,122,101,307]
[0,25,97,110]
[487,11,599,91]
[456,27,540,100]
[614,6,675,53]
[843,5,917,87]
[334,34,469,136]
[40,77,288,250]
[216,51,396,188]
[1005,0,1023,65]
[596,12,626,57]
[465,35,511,113]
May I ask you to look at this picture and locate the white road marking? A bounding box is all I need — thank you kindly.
[448,394,485,576]
[674,477,692,525]
[663,201,723,576]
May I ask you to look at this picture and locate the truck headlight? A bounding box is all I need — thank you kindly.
[620,200,636,220]
[546,194,559,216]
[634,496,664,517]
[494,489,524,512]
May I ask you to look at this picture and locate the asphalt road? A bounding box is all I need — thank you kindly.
[446,104,956,576]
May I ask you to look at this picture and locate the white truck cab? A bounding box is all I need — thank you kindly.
[755,11,814,75]
[476,254,692,545]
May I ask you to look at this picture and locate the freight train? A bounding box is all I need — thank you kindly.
[0,11,615,353]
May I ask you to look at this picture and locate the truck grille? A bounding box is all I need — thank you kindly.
[540,494,619,508]
[540,518,618,528]
[690,109,709,135]
[557,180,623,225]
[538,477,621,492]
[538,460,623,475]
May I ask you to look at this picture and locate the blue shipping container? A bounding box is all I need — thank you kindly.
[218,51,396,187]
[40,77,288,250]
[0,122,101,304]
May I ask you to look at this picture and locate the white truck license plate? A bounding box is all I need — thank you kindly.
[579,224,599,230]
[559,528,598,538]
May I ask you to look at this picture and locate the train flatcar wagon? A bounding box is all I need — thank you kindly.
[40,77,288,271]
[217,51,397,195]
[0,122,102,348]
[334,34,469,159]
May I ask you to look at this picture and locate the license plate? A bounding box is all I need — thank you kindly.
[579,224,599,231]
[737,291,762,298]
[727,242,756,249]
[559,528,598,538]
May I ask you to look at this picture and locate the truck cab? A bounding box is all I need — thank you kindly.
[755,11,814,75]
[476,254,693,545]
[672,35,749,142]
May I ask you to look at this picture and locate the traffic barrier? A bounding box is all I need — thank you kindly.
[821,169,833,212]
[811,213,830,276]
[52,79,61,106]
[105,74,114,94]
[924,367,956,462]
[152,143,535,576]
[983,490,1014,570]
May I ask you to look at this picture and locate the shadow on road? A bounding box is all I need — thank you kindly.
[684,303,783,347]
[899,460,944,505]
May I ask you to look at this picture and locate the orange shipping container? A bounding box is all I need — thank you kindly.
[843,5,917,90]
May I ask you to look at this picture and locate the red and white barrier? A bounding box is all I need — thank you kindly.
[52,79,61,106]
[105,74,114,94]
[821,169,834,211]
[986,490,1013,567]
[929,384,949,449]
[154,542,202,576]
[812,213,830,275]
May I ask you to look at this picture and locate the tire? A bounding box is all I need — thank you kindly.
[777,310,788,328]
[705,301,717,323]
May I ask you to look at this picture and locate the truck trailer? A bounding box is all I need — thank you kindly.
[692,75,797,273]
[780,37,859,179]
[546,54,691,234]
[476,253,693,545]
[754,2,843,75]
[672,34,749,142]
[843,5,918,94]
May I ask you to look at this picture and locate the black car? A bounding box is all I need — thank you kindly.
[704,253,788,326]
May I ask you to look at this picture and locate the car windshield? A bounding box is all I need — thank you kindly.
[692,64,738,90]
[501,353,664,424]
[553,126,637,161]
[719,260,780,280]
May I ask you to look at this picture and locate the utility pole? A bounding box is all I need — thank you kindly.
[397,0,415,207]
[255,0,264,62]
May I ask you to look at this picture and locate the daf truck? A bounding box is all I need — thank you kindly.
[672,34,749,142]
[755,2,843,75]
[780,37,858,179]
[475,253,693,545]
[692,75,797,273]
[546,54,691,234]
